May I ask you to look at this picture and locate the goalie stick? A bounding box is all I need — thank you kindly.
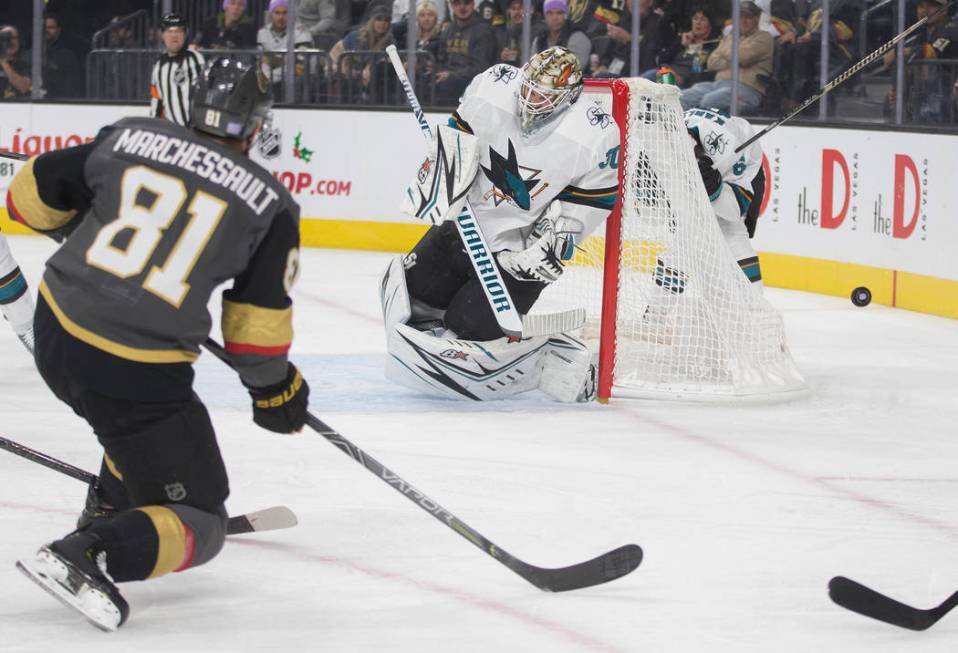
[204,337,643,591]
[385,46,521,337]
[828,575,958,631]
[0,434,297,536]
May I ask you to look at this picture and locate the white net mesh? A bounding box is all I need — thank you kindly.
[535,78,806,400]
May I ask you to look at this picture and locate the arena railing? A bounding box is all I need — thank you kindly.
[901,58,958,126]
[91,10,153,50]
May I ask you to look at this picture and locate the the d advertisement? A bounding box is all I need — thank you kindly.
[754,126,950,280]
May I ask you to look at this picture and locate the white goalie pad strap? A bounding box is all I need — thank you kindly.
[379,255,412,331]
[400,125,480,225]
[385,323,548,401]
[538,333,596,403]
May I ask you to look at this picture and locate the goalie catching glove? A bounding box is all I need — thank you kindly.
[400,124,480,225]
[245,363,310,434]
[498,201,580,284]
[695,146,723,200]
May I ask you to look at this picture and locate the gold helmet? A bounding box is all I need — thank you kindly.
[517,46,583,133]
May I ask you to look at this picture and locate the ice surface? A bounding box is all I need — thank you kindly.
[1,235,955,651]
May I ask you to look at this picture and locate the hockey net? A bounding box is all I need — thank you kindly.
[534,77,806,401]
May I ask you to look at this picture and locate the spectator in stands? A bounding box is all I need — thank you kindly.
[392,0,444,58]
[107,16,138,48]
[882,0,958,123]
[300,0,350,50]
[259,0,315,88]
[658,0,730,47]
[196,0,258,50]
[592,0,664,77]
[0,26,31,99]
[496,0,541,66]
[782,0,859,105]
[330,3,395,100]
[392,0,448,41]
[680,0,772,112]
[645,7,719,87]
[531,0,591,68]
[435,0,496,104]
[151,14,205,126]
[42,12,83,98]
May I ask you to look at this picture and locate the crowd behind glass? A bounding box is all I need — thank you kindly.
[0,0,955,125]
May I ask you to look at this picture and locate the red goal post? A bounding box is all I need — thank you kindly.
[533,78,806,402]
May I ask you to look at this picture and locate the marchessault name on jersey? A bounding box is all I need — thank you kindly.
[113,127,279,216]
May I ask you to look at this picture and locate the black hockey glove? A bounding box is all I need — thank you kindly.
[696,150,723,199]
[246,363,310,434]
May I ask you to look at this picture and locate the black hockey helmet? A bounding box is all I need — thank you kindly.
[191,57,272,141]
[160,13,187,31]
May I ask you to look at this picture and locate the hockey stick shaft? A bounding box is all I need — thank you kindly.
[829,576,958,631]
[203,337,642,591]
[0,434,295,536]
[385,45,523,338]
[0,151,29,161]
[734,2,952,153]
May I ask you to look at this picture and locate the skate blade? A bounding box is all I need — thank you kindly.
[16,553,122,632]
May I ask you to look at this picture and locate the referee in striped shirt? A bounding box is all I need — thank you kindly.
[150,13,205,126]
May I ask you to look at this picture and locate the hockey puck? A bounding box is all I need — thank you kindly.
[851,286,872,307]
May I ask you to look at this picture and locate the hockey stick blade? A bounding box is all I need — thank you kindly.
[226,506,298,535]
[828,576,958,631]
[506,543,643,592]
[521,308,587,338]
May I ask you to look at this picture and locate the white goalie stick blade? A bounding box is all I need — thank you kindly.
[226,506,298,535]
[521,308,587,337]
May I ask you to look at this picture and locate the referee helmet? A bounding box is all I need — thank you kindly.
[191,57,272,141]
[160,13,187,31]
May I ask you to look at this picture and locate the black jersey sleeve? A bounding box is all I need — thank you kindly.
[220,205,301,389]
[6,127,115,241]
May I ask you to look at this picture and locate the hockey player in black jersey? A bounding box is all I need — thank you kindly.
[7,58,309,631]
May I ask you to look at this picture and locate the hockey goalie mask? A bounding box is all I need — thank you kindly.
[517,47,583,134]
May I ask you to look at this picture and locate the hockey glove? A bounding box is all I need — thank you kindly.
[246,363,310,434]
[497,202,579,284]
[696,149,723,200]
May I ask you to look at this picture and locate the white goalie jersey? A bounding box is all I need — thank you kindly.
[684,108,763,221]
[449,64,621,253]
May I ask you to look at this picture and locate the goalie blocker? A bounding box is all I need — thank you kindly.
[380,255,595,402]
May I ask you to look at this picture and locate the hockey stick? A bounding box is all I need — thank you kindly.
[203,337,643,591]
[385,45,524,338]
[828,576,958,631]
[0,151,29,161]
[0,434,297,536]
[734,1,955,153]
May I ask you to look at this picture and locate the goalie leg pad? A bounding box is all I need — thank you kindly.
[538,333,596,403]
[380,255,412,331]
[400,125,480,225]
[385,323,548,401]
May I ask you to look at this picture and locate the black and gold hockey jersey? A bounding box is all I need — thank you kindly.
[7,116,300,396]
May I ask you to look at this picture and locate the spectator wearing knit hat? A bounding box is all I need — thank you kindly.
[531,0,591,69]
[195,0,258,49]
[258,0,316,86]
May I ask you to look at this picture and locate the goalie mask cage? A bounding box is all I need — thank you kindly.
[535,78,806,402]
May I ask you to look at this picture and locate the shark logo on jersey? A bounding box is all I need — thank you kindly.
[587,103,611,129]
[703,130,727,157]
[490,65,517,84]
[480,139,545,210]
